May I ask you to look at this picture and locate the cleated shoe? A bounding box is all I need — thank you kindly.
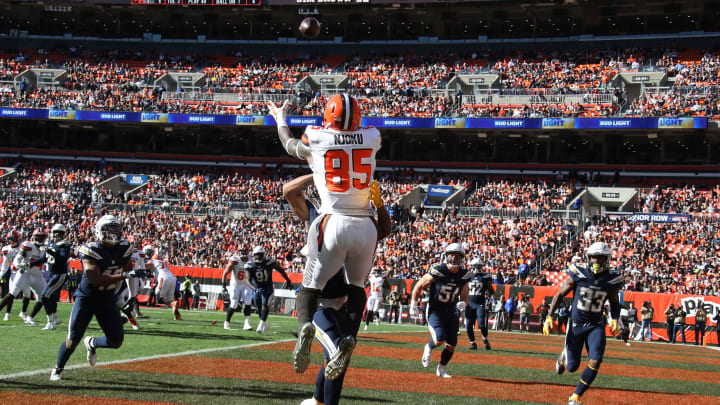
[84,336,97,366]
[292,322,315,373]
[469,342,477,350]
[50,367,63,381]
[484,339,492,350]
[568,394,583,405]
[436,364,452,378]
[325,335,356,381]
[422,344,432,368]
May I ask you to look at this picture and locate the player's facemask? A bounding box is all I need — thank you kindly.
[589,256,608,274]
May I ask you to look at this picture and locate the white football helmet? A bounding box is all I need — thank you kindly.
[95,215,122,246]
[252,245,265,263]
[470,257,483,274]
[586,241,611,274]
[142,245,155,258]
[444,243,465,270]
[51,223,66,242]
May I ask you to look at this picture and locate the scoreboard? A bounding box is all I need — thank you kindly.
[131,0,261,5]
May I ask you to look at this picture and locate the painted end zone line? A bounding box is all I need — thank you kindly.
[0,338,295,381]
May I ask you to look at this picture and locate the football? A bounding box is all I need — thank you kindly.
[299,17,321,39]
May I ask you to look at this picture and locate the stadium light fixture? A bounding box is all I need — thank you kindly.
[647,133,658,139]
[477,132,487,138]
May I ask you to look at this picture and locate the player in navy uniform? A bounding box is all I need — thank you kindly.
[410,243,470,378]
[543,241,623,405]
[245,245,292,333]
[25,224,72,330]
[50,215,148,381]
[465,257,494,350]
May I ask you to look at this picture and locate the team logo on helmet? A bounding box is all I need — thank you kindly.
[323,94,361,131]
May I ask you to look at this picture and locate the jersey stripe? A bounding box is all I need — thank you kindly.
[78,246,102,260]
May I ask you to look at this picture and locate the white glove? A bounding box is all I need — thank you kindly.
[266,100,289,128]
[409,303,419,318]
[456,301,467,312]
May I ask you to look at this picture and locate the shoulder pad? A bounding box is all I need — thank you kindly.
[79,243,103,261]
[120,242,133,258]
[244,263,254,269]
[567,263,587,280]
[429,263,444,277]
[460,270,471,280]
[266,257,276,265]
[56,240,70,247]
[607,270,624,286]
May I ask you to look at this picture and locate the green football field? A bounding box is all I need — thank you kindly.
[1,302,719,405]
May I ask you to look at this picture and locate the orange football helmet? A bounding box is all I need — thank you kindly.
[323,94,361,131]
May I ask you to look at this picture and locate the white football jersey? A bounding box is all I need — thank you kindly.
[228,255,251,287]
[131,251,146,271]
[368,273,386,296]
[0,244,18,277]
[150,259,175,280]
[304,125,382,215]
[13,243,44,275]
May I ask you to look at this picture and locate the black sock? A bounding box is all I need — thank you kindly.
[226,308,236,323]
[296,288,320,331]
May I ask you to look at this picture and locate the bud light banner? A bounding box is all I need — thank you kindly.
[427,185,454,198]
[125,175,148,186]
[235,115,265,126]
[541,117,574,129]
[434,118,466,129]
[76,111,140,122]
[48,110,76,120]
[141,113,169,123]
[0,108,48,119]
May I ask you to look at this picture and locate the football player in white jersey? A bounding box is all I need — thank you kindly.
[144,246,181,320]
[268,94,382,374]
[364,268,389,330]
[1,230,47,324]
[221,247,254,330]
[0,230,20,321]
[129,247,147,318]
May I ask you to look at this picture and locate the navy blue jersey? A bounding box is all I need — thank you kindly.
[468,272,493,305]
[427,263,471,313]
[245,258,277,290]
[567,263,624,325]
[77,241,133,295]
[44,240,72,274]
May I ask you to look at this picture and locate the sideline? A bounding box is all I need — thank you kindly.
[0,338,294,380]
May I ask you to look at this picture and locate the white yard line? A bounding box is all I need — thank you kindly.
[0,338,294,380]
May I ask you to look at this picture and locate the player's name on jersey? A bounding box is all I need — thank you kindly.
[334,133,364,145]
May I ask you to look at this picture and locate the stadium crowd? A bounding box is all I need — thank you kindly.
[1,160,718,297]
[1,47,720,118]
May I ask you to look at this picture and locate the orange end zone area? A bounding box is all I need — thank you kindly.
[258,340,720,385]
[102,356,720,405]
[362,333,720,366]
[0,392,175,405]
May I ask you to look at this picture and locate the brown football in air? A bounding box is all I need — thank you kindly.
[299,17,321,39]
